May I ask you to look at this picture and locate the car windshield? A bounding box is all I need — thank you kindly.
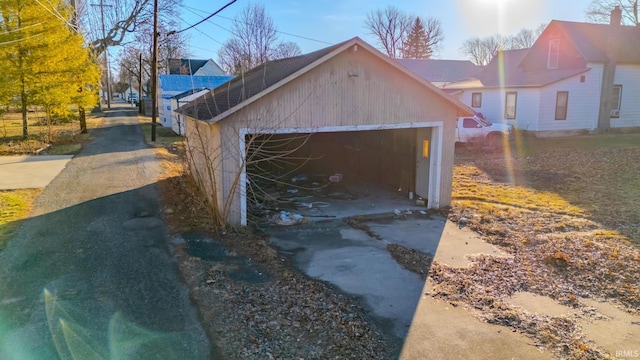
[475,116,492,126]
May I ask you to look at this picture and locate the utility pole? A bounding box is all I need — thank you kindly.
[69,0,87,133]
[151,0,158,141]
[138,53,143,114]
[92,0,112,109]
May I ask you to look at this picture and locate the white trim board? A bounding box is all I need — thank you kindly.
[238,121,445,225]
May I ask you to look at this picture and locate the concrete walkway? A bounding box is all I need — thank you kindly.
[0,155,73,190]
[0,107,211,359]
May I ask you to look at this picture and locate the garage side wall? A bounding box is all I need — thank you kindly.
[219,49,460,224]
[184,116,224,219]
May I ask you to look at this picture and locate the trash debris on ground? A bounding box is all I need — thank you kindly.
[274,211,306,226]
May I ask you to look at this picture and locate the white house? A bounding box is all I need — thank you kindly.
[157,75,233,132]
[167,59,226,76]
[443,7,640,136]
[167,89,210,135]
[122,86,140,102]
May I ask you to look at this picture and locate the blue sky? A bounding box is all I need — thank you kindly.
[177,0,594,61]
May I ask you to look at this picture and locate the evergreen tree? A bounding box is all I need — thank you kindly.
[402,17,432,59]
[0,0,99,138]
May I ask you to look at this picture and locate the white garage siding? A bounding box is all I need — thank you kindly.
[612,64,640,128]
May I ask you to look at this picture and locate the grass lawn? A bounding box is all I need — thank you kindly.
[138,115,183,148]
[0,111,103,155]
[0,189,42,249]
[0,110,104,247]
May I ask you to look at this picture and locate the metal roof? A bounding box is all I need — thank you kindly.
[158,75,234,93]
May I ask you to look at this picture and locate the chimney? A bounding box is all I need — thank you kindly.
[610,5,622,25]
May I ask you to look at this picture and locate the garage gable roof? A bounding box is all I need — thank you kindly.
[178,37,473,122]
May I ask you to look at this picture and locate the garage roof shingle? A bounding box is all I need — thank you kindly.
[177,40,347,121]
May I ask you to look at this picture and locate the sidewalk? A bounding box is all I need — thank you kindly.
[0,155,73,190]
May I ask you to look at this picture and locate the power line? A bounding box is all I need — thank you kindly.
[182,5,332,45]
[33,0,77,32]
[168,0,237,35]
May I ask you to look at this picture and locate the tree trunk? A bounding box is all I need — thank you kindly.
[79,107,87,133]
[21,89,28,139]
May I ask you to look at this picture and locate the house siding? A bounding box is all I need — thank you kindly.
[537,66,602,132]
[203,48,459,224]
[460,88,540,130]
[521,23,588,71]
[612,64,640,128]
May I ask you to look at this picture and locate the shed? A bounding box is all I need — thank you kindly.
[178,37,473,225]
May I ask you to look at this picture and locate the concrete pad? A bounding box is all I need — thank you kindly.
[509,292,572,317]
[0,155,73,190]
[579,299,640,357]
[267,217,547,358]
[268,223,424,338]
[365,216,446,255]
[400,297,553,360]
[432,221,511,268]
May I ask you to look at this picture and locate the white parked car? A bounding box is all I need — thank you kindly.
[456,113,512,148]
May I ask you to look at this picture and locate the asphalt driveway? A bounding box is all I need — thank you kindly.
[0,107,211,359]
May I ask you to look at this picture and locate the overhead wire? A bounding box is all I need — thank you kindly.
[181,5,332,45]
[168,0,237,35]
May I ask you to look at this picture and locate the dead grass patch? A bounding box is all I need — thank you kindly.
[0,189,42,249]
[430,133,640,359]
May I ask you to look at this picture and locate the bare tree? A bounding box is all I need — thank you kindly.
[460,35,505,66]
[586,0,639,25]
[461,24,546,65]
[77,0,184,56]
[506,24,546,49]
[364,6,411,59]
[217,3,301,75]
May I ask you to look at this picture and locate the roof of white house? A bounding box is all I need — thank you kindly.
[396,59,481,83]
[445,48,589,89]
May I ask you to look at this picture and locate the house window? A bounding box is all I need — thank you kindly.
[505,92,517,119]
[548,39,560,69]
[555,91,568,120]
[611,85,622,115]
[471,92,482,107]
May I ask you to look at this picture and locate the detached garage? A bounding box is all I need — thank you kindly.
[178,37,473,226]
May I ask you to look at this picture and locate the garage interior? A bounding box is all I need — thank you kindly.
[244,127,432,225]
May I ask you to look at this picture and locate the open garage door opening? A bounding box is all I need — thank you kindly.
[242,126,436,225]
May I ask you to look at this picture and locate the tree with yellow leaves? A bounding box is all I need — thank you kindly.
[0,0,99,138]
